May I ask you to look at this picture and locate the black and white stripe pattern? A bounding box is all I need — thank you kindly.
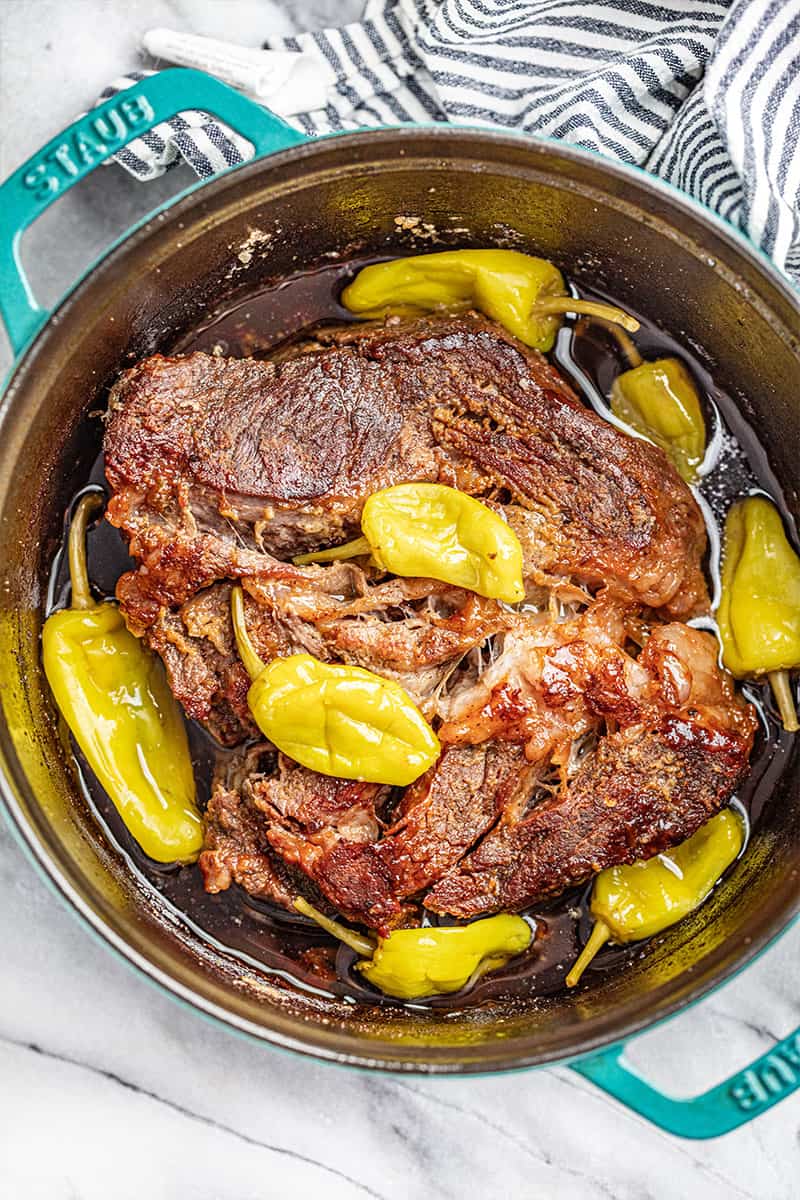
[103,1,800,281]
[98,72,254,180]
[702,0,800,275]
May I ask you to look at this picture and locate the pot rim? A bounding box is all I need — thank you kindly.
[2,124,799,1074]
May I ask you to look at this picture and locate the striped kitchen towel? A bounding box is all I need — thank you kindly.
[104,0,800,280]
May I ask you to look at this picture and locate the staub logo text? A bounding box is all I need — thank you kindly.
[22,95,155,200]
[730,1034,800,1111]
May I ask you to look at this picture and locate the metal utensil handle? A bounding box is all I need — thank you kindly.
[0,68,306,356]
[572,1022,800,1138]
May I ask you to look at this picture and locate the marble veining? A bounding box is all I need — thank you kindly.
[1,2,799,1196]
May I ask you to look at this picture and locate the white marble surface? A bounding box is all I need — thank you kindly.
[1,3,800,1197]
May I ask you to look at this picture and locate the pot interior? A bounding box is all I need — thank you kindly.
[1,129,799,1071]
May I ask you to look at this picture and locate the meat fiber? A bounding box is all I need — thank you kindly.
[250,755,385,846]
[200,785,304,906]
[264,742,537,933]
[147,570,509,744]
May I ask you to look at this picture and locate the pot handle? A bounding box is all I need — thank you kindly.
[571,1021,800,1138]
[0,68,307,356]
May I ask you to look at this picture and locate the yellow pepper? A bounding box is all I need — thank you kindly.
[295,897,532,1000]
[567,809,744,987]
[294,482,525,603]
[341,250,639,353]
[42,494,202,863]
[611,358,706,482]
[359,917,531,999]
[717,495,800,732]
[607,327,706,483]
[231,587,440,785]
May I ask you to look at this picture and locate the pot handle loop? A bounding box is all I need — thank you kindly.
[571,1021,800,1138]
[0,68,306,356]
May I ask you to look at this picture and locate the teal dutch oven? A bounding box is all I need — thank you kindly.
[1,70,799,1139]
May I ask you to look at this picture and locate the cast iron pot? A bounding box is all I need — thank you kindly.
[1,70,799,1140]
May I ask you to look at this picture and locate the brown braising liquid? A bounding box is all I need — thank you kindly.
[46,259,795,1009]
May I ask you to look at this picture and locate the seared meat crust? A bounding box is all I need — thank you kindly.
[375,743,537,899]
[265,830,412,933]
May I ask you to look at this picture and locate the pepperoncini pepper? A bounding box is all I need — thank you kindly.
[231,587,440,785]
[608,326,706,483]
[294,482,525,603]
[717,494,800,733]
[340,250,639,353]
[295,897,532,1000]
[42,494,202,863]
[566,809,744,987]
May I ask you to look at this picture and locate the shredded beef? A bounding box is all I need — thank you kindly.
[147,571,508,744]
[199,785,303,906]
[102,313,756,930]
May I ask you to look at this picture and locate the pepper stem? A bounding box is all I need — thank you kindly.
[566,919,611,988]
[598,320,644,368]
[293,535,372,566]
[768,669,800,733]
[68,493,102,611]
[611,326,643,368]
[230,585,266,682]
[294,896,376,956]
[575,316,644,368]
[532,296,640,334]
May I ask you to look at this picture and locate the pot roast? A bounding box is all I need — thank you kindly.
[103,313,756,933]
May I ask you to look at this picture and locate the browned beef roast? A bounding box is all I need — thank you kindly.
[104,314,708,633]
[103,314,756,932]
[193,601,755,927]
[425,622,756,916]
